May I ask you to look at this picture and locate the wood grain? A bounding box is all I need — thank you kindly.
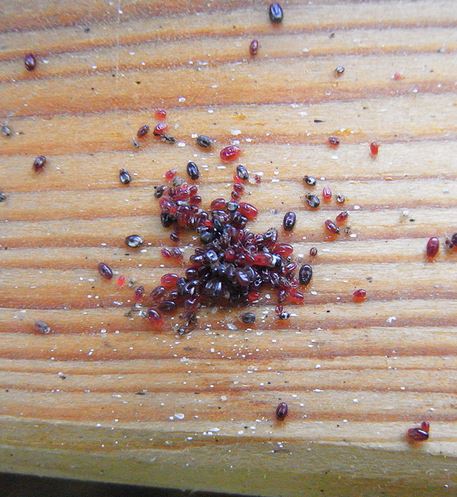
[1,1,457,495]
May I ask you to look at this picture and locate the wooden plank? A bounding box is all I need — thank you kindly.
[1,1,457,495]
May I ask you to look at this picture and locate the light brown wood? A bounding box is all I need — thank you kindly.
[1,1,457,495]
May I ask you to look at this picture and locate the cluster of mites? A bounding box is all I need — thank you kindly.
[99,161,314,335]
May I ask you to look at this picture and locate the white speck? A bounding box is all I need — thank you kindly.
[386,316,397,324]
[177,142,186,147]
[310,290,318,295]
[208,109,214,113]
[302,48,310,53]
[353,205,361,210]
[178,97,186,103]
[231,129,241,135]
[315,364,321,369]
[313,389,323,393]
[174,413,185,420]
[353,398,359,403]
[350,233,357,238]
[220,395,227,401]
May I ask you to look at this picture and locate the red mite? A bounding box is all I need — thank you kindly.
[153,122,168,136]
[322,186,332,201]
[275,402,288,420]
[155,109,167,120]
[407,421,430,442]
[238,202,258,220]
[352,289,367,302]
[336,211,349,224]
[116,275,126,287]
[370,141,379,156]
[220,145,241,162]
[426,237,439,259]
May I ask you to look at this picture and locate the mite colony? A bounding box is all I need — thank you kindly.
[14,2,443,440]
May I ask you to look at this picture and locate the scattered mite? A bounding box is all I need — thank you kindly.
[24,53,37,71]
[309,247,318,257]
[336,194,346,205]
[134,286,145,301]
[147,308,163,329]
[161,134,176,144]
[393,72,404,81]
[269,3,284,23]
[426,237,439,258]
[164,169,177,181]
[254,174,262,184]
[186,161,200,180]
[153,122,168,136]
[240,312,256,324]
[155,109,167,120]
[352,289,367,303]
[407,421,430,442]
[276,305,290,320]
[325,219,340,235]
[328,136,340,147]
[137,124,149,137]
[322,186,332,201]
[170,231,180,242]
[196,135,213,148]
[34,320,51,334]
[220,145,241,162]
[98,262,113,279]
[305,194,320,209]
[119,168,131,185]
[125,234,144,248]
[1,124,11,137]
[0,192,6,202]
[275,402,288,420]
[370,141,379,156]
[154,185,166,199]
[334,65,345,76]
[249,39,259,56]
[33,155,47,171]
[336,211,349,224]
[283,211,296,231]
[445,233,457,250]
[299,264,313,285]
[303,175,317,186]
[236,164,249,181]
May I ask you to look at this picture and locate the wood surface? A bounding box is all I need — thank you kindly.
[1,0,457,495]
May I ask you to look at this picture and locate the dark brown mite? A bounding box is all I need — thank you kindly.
[299,264,313,285]
[119,168,131,184]
[275,402,288,420]
[186,161,200,180]
[196,135,213,148]
[269,3,284,23]
[34,320,51,334]
[98,262,113,279]
[125,234,144,248]
[283,211,296,231]
[1,125,11,137]
[24,53,37,71]
[137,125,149,137]
[240,312,256,324]
[33,155,46,171]
[236,164,249,181]
[303,175,317,186]
[305,194,320,209]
